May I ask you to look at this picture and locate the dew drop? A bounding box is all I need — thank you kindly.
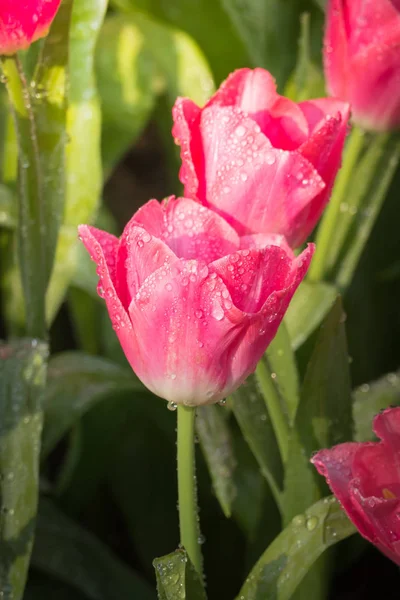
[211,305,224,321]
[265,151,276,165]
[306,516,319,531]
[167,401,177,411]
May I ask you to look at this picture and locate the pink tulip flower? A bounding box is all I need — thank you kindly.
[312,407,400,565]
[172,68,350,249]
[324,0,400,131]
[0,0,62,55]
[79,197,313,406]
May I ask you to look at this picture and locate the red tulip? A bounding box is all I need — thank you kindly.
[79,197,313,406]
[324,0,400,131]
[172,68,350,249]
[312,407,400,565]
[0,0,62,55]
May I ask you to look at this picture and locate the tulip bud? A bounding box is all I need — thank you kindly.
[324,0,400,131]
[172,68,349,249]
[79,197,314,406]
[0,0,62,55]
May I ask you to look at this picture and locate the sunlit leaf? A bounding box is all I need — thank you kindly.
[153,549,206,600]
[236,497,355,600]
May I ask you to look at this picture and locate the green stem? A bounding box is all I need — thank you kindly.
[308,125,365,283]
[0,54,46,339]
[177,405,203,576]
[256,360,290,464]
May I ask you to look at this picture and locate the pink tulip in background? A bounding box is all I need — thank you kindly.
[312,407,400,566]
[172,68,350,249]
[324,0,400,131]
[0,0,62,55]
[79,197,313,406]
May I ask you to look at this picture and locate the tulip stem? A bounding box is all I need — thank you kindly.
[177,405,203,576]
[307,125,365,283]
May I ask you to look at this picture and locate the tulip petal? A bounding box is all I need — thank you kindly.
[311,444,374,537]
[133,197,240,262]
[129,259,250,405]
[161,197,240,260]
[0,0,61,54]
[206,68,309,150]
[324,0,351,99]
[240,233,294,254]
[78,225,139,370]
[211,247,293,314]
[195,105,324,247]
[298,99,350,235]
[172,98,202,202]
[348,35,400,130]
[227,244,314,386]
[374,406,400,456]
[116,218,177,310]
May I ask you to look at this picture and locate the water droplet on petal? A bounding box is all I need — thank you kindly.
[167,401,177,411]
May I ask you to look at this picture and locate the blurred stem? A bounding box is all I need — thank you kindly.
[177,405,203,576]
[308,125,365,283]
[0,54,46,339]
[256,360,289,464]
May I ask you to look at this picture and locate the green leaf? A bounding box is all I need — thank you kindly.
[0,2,73,337]
[219,0,303,87]
[285,12,325,102]
[42,352,144,458]
[230,374,283,511]
[32,0,73,284]
[97,12,214,175]
[46,0,108,324]
[236,496,356,600]
[282,299,353,600]
[31,498,155,600]
[0,184,16,229]
[284,281,337,350]
[110,0,247,84]
[333,133,400,290]
[0,339,48,600]
[284,297,353,523]
[153,549,206,600]
[265,321,300,424]
[96,14,159,174]
[196,405,237,518]
[353,371,400,442]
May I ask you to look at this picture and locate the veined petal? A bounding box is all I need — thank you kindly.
[240,233,293,254]
[211,247,294,314]
[348,35,400,130]
[78,225,139,370]
[206,68,309,150]
[132,197,240,261]
[172,97,202,201]
[116,218,177,310]
[196,105,324,247]
[324,0,351,99]
[129,259,249,406]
